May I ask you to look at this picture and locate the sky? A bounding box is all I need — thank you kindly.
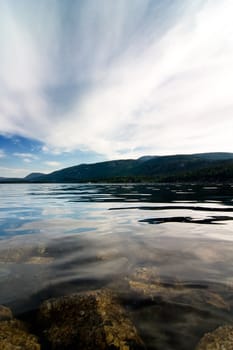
[0,0,233,177]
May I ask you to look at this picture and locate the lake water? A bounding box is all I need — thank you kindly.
[1,183,233,349]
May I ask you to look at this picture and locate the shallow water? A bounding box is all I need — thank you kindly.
[1,183,233,349]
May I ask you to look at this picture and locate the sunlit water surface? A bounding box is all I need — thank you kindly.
[1,183,233,349]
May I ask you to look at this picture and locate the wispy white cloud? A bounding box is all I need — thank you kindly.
[41,145,65,155]
[0,0,233,158]
[13,152,38,159]
[0,166,27,177]
[13,152,38,164]
[0,149,6,158]
[45,161,61,167]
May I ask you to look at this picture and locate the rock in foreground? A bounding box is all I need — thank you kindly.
[0,319,40,350]
[196,325,233,350]
[39,289,144,350]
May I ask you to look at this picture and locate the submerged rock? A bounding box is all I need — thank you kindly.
[128,267,229,310]
[0,242,52,264]
[25,256,54,264]
[0,305,13,321]
[0,319,40,349]
[196,325,233,349]
[39,289,144,350]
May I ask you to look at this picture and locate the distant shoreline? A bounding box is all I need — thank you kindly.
[1,152,233,184]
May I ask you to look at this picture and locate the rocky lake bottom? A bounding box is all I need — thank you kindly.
[1,183,233,349]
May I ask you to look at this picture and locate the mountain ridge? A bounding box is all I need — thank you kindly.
[1,152,233,183]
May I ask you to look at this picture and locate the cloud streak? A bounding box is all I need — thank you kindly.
[45,161,61,167]
[0,0,233,159]
[0,149,6,158]
[0,166,28,178]
[13,152,38,163]
[13,152,38,159]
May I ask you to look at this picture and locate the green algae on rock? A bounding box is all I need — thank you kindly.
[39,289,145,350]
[0,319,40,350]
[196,325,233,350]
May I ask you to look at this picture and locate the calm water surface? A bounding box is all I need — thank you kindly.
[1,183,233,349]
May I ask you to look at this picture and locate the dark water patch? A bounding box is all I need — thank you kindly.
[0,266,11,278]
[109,205,233,212]
[26,183,233,204]
[139,215,233,225]
[131,301,230,350]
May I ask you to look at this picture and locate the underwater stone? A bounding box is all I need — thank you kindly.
[39,289,145,350]
[196,325,233,349]
[0,243,51,264]
[0,305,13,321]
[127,266,229,310]
[25,256,54,264]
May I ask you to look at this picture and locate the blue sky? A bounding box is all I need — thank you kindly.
[0,0,233,177]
